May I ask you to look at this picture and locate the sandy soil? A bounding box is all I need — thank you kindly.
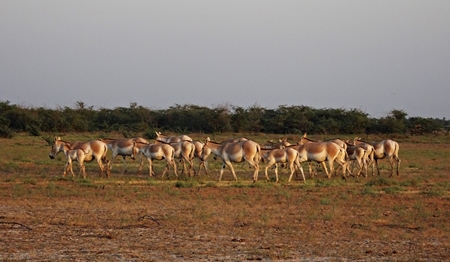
[1,179,448,261]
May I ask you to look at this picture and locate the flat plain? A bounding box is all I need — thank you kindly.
[0,133,449,261]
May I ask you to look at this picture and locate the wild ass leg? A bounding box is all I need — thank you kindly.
[147,159,154,177]
[79,161,86,179]
[137,154,144,174]
[246,159,259,182]
[121,156,128,174]
[320,161,330,178]
[264,161,275,181]
[292,162,306,183]
[162,159,178,178]
[375,159,381,176]
[334,158,349,180]
[220,161,238,181]
[396,158,401,176]
[64,159,74,177]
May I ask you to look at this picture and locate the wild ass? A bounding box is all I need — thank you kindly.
[299,133,349,176]
[290,136,351,180]
[155,139,195,176]
[59,144,91,178]
[301,133,347,150]
[203,137,261,182]
[155,132,193,143]
[260,147,305,183]
[348,138,375,173]
[261,138,291,150]
[344,142,368,177]
[354,137,400,177]
[49,137,110,178]
[192,140,212,176]
[131,141,178,178]
[100,137,149,174]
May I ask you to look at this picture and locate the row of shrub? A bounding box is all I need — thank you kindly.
[0,100,447,138]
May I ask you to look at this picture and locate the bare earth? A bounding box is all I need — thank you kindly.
[0,141,449,261]
[1,180,449,261]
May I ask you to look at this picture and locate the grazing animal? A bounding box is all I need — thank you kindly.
[192,140,212,176]
[354,137,400,177]
[100,137,149,174]
[155,139,195,176]
[131,141,178,178]
[290,136,350,180]
[155,132,193,143]
[261,147,305,183]
[261,138,291,150]
[301,133,347,150]
[344,142,368,177]
[298,133,349,176]
[49,137,110,178]
[348,138,375,173]
[203,137,261,182]
[60,144,91,178]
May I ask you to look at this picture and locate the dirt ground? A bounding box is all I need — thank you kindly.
[1,177,449,261]
[0,139,449,261]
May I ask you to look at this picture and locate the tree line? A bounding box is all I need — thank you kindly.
[0,100,447,138]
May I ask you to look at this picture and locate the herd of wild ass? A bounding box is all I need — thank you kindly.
[49,132,401,182]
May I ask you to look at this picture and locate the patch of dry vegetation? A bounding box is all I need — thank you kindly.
[0,133,449,261]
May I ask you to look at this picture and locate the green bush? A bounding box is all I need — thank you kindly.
[0,125,14,138]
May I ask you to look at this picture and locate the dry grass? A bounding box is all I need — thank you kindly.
[0,133,449,261]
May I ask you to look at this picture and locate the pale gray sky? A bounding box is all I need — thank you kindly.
[1,1,449,119]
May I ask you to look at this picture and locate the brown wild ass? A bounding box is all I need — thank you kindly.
[261,147,305,183]
[100,137,149,174]
[49,137,110,178]
[261,138,291,150]
[354,137,400,177]
[60,143,91,177]
[299,133,349,176]
[192,140,212,176]
[203,137,261,182]
[348,138,375,173]
[301,133,347,150]
[131,141,178,178]
[344,142,368,177]
[292,135,351,180]
[155,139,195,176]
[155,132,193,143]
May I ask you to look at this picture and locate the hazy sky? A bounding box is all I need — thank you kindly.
[1,1,449,119]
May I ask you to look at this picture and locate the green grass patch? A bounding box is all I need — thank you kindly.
[175,180,198,188]
[421,188,445,197]
[22,177,37,185]
[361,186,377,196]
[320,198,331,205]
[365,177,397,186]
[382,186,404,195]
[75,178,99,188]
